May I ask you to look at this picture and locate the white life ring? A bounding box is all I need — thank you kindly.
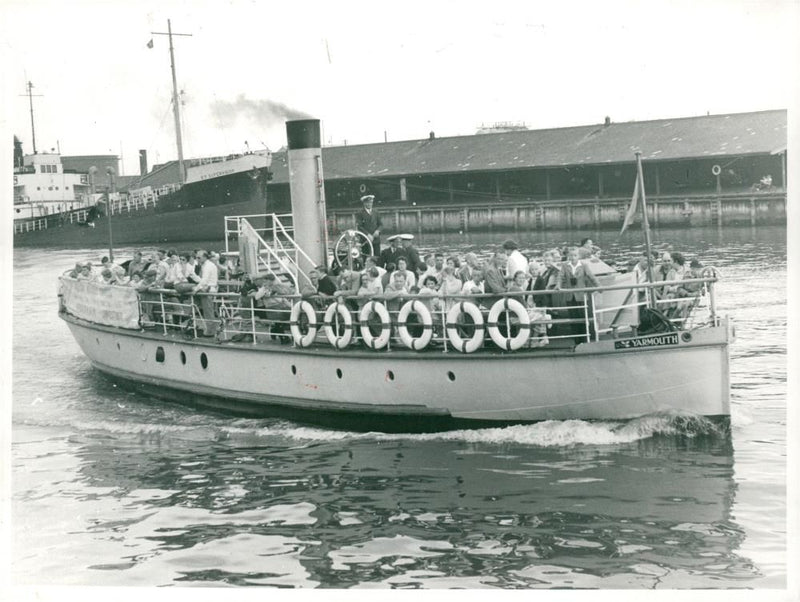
[359,183,367,194]
[359,301,392,350]
[487,298,531,351]
[445,301,485,353]
[397,299,433,351]
[323,302,354,349]
[290,300,318,347]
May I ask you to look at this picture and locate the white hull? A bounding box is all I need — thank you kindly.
[64,315,730,426]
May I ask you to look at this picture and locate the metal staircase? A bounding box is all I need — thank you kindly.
[224,213,317,289]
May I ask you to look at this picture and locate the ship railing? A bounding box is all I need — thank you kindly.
[223,213,294,250]
[129,275,718,351]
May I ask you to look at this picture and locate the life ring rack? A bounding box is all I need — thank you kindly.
[290,300,318,347]
[359,301,392,350]
[396,299,434,351]
[487,298,531,351]
[445,301,485,353]
[323,301,354,349]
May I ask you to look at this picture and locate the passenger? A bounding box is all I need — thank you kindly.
[483,251,508,305]
[578,238,600,259]
[417,274,441,311]
[314,265,339,296]
[432,254,445,283]
[507,270,528,297]
[460,268,485,297]
[383,270,408,314]
[127,251,147,277]
[333,268,361,311]
[363,255,387,279]
[67,262,83,278]
[418,253,437,280]
[502,240,528,280]
[671,251,687,279]
[457,252,479,283]
[557,246,600,342]
[394,257,416,291]
[381,262,396,290]
[654,252,679,305]
[164,253,187,288]
[356,267,384,308]
[191,250,219,337]
[300,268,334,309]
[74,264,92,280]
[673,259,706,320]
[252,273,294,341]
[99,268,116,285]
[127,273,143,288]
[438,265,463,311]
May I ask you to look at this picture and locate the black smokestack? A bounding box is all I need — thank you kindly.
[210,94,311,130]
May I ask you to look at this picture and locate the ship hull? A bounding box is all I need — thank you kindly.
[14,168,271,247]
[63,314,730,431]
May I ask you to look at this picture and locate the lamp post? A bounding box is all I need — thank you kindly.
[106,167,116,261]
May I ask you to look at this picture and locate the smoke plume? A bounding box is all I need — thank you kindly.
[210,94,311,129]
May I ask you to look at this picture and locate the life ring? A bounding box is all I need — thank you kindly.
[711,164,721,176]
[323,301,354,349]
[359,301,392,350]
[487,298,531,350]
[290,300,318,347]
[397,299,433,350]
[445,301,485,353]
[359,183,367,194]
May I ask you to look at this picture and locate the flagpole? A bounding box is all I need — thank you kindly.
[635,151,656,305]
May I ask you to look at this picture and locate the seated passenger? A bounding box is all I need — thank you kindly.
[457,252,479,283]
[394,257,416,291]
[557,246,600,342]
[460,268,485,297]
[483,251,508,305]
[438,265,463,311]
[333,268,362,311]
[417,274,441,312]
[67,262,83,278]
[380,262,396,290]
[673,259,706,320]
[101,256,127,281]
[252,273,293,340]
[76,264,94,281]
[654,252,679,305]
[363,255,387,278]
[127,251,147,277]
[383,270,408,313]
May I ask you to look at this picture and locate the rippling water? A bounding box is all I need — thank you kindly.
[11,226,787,590]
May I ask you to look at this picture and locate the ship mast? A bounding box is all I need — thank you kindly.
[21,81,43,154]
[151,20,192,184]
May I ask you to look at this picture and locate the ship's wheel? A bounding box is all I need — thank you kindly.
[333,229,373,270]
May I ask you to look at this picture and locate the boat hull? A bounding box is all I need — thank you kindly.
[63,314,730,430]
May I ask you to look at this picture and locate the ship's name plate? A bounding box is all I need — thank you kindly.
[614,332,679,350]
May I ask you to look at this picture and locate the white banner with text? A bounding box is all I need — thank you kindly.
[60,277,140,329]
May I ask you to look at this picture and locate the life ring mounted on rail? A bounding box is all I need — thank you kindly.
[323,301,354,349]
[487,298,530,351]
[397,299,433,351]
[290,300,318,347]
[359,301,392,350]
[445,301,485,353]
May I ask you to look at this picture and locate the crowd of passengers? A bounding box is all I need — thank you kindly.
[65,237,707,340]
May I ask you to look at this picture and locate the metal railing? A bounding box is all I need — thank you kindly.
[126,275,718,351]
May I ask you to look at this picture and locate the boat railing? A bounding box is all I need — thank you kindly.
[111,275,719,352]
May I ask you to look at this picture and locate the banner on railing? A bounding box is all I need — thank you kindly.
[238,219,260,276]
[60,277,141,329]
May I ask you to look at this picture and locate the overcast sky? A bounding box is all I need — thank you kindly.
[1,0,796,175]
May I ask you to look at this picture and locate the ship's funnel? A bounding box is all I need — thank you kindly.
[287,119,328,283]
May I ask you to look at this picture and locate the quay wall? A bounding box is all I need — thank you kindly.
[330,192,786,235]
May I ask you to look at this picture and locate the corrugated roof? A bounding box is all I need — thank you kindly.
[267,109,786,183]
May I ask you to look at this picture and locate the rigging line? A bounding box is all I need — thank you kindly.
[145,98,177,163]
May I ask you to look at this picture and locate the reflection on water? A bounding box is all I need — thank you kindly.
[11,225,786,588]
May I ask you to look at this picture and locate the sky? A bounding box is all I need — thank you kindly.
[0,0,797,176]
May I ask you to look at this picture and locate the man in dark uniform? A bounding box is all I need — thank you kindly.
[399,234,422,275]
[378,235,405,268]
[355,194,382,257]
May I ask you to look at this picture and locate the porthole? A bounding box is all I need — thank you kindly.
[200,353,208,369]
[386,370,395,381]
[180,351,186,364]
[681,332,692,343]
[291,365,297,375]
[155,346,165,363]
[336,368,343,379]
[447,371,456,382]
